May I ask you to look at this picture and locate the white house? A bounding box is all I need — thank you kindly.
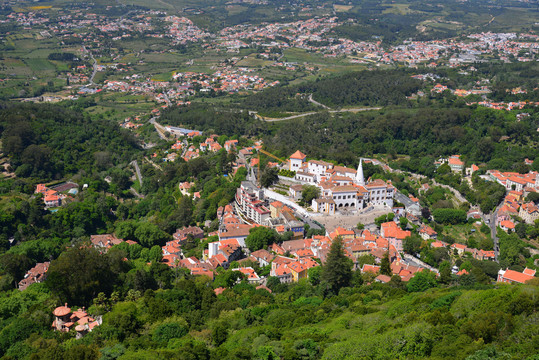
[289,150,307,171]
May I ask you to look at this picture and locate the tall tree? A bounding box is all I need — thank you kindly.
[46,247,127,305]
[245,227,278,251]
[380,252,392,276]
[321,237,352,294]
[260,167,279,188]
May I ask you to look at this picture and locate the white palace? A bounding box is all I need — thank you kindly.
[288,150,395,215]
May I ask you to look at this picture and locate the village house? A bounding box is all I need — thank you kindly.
[18,262,50,291]
[271,256,295,283]
[35,183,64,208]
[519,202,539,224]
[500,220,515,232]
[250,249,275,267]
[232,267,261,284]
[173,226,204,241]
[380,222,411,252]
[448,155,464,173]
[52,304,101,336]
[497,268,536,284]
[419,224,437,240]
[90,234,124,250]
[208,237,244,264]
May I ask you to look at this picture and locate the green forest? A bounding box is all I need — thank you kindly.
[0,103,139,181]
[160,104,539,173]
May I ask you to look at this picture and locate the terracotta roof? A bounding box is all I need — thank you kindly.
[500,220,515,229]
[214,287,226,295]
[361,264,380,273]
[500,269,535,284]
[376,274,392,283]
[448,157,464,166]
[53,304,71,317]
[289,150,307,160]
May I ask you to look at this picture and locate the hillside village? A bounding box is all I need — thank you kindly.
[1,1,538,358]
[24,140,539,297]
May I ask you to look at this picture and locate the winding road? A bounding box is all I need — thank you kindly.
[307,94,330,109]
[255,107,382,122]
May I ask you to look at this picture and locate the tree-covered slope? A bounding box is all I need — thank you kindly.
[0,276,537,360]
[0,103,139,181]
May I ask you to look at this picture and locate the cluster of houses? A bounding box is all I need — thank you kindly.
[479,169,539,229]
[430,239,495,262]
[160,195,439,285]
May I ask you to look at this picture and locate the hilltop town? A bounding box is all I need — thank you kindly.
[0,0,538,358]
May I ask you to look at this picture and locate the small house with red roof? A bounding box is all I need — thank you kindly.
[500,220,515,232]
[419,224,437,240]
[250,249,275,267]
[232,267,261,284]
[361,264,381,274]
[497,268,536,284]
[448,155,464,172]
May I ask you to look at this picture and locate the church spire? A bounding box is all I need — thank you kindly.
[356,158,365,186]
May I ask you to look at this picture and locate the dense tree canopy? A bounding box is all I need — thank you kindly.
[0,102,139,180]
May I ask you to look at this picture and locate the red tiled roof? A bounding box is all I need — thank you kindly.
[361,264,380,273]
[500,269,535,284]
[53,304,71,317]
[289,150,307,160]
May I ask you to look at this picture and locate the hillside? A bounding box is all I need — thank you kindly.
[0,274,537,359]
[0,103,139,181]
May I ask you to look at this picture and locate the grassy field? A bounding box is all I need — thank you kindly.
[442,222,491,247]
[333,5,353,12]
[236,54,273,68]
[24,58,56,72]
[226,5,248,16]
[382,3,412,15]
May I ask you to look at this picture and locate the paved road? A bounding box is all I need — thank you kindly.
[149,117,169,140]
[131,160,143,185]
[307,94,330,109]
[129,187,144,199]
[256,107,382,122]
[83,46,98,85]
[162,92,172,106]
[296,214,322,230]
[483,203,502,262]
